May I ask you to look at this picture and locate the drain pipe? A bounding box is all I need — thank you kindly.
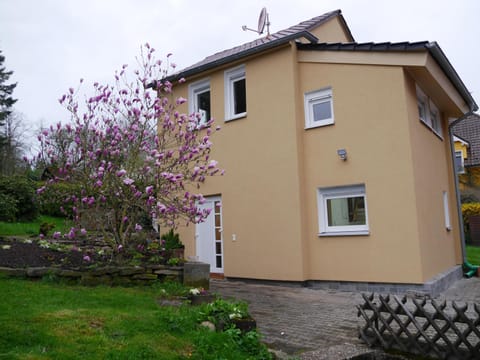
[448,111,478,276]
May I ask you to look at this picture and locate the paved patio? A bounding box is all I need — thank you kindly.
[210,277,480,359]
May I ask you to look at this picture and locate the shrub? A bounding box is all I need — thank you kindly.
[0,192,18,221]
[462,202,480,241]
[0,175,38,221]
[162,229,184,250]
[37,181,81,218]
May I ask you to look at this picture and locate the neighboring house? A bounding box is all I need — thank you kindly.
[167,9,478,294]
[452,113,480,200]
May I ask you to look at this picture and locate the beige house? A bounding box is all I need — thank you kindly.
[168,10,478,294]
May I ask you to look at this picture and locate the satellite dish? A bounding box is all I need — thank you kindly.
[258,7,267,34]
[242,7,270,36]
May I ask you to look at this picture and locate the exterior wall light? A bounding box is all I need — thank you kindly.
[337,148,347,161]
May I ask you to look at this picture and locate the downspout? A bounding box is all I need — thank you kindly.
[448,111,477,276]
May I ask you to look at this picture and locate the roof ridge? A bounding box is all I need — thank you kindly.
[174,9,344,79]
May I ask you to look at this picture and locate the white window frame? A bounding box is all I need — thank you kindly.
[416,85,443,138]
[317,184,369,236]
[443,191,451,231]
[455,150,465,174]
[224,65,246,121]
[188,78,211,128]
[304,87,334,129]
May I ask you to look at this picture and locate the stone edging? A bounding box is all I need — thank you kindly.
[0,264,183,286]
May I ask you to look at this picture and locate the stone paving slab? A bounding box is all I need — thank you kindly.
[210,277,480,359]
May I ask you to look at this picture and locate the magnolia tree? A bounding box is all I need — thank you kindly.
[36,44,222,246]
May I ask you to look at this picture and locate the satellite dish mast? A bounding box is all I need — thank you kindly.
[242,7,270,36]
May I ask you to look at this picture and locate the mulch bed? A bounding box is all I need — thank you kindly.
[0,237,86,268]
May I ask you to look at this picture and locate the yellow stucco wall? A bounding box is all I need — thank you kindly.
[173,46,306,281]
[298,63,423,283]
[167,18,463,284]
[404,74,461,281]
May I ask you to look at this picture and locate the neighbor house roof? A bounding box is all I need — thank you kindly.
[451,113,480,166]
[174,9,352,79]
[297,42,478,112]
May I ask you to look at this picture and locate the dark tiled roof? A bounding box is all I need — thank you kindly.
[297,41,478,112]
[296,41,430,52]
[452,113,480,166]
[174,9,349,79]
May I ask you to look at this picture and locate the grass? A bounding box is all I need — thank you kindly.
[0,215,73,237]
[466,245,480,265]
[0,278,271,359]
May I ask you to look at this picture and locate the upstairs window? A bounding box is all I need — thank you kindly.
[304,87,334,129]
[224,65,246,121]
[416,85,443,137]
[455,150,465,174]
[189,79,211,127]
[317,184,369,236]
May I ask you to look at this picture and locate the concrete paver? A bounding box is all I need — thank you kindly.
[210,277,480,358]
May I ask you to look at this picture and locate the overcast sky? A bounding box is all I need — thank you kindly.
[1,0,479,139]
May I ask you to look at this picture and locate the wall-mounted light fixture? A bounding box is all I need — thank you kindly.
[337,148,347,161]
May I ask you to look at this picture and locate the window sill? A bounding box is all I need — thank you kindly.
[225,113,247,122]
[318,230,369,237]
[305,121,334,130]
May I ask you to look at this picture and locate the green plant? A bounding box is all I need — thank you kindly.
[200,298,250,328]
[161,229,184,250]
[0,192,18,221]
[39,222,55,236]
[167,257,183,266]
[0,175,38,221]
[462,203,480,241]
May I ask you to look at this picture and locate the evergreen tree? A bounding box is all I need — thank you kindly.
[0,50,17,146]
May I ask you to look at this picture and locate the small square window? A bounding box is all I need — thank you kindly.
[225,65,246,121]
[305,87,334,129]
[317,184,369,236]
[188,79,211,127]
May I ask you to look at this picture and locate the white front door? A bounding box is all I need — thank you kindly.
[196,196,223,273]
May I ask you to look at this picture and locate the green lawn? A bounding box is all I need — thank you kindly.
[466,245,480,266]
[0,278,270,359]
[0,215,73,236]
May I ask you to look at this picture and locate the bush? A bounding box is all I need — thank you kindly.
[0,193,18,221]
[161,229,184,250]
[37,181,81,218]
[0,175,38,221]
[462,203,480,242]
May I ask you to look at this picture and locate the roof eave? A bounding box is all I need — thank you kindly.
[426,42,478,112]
[170,31,318,81]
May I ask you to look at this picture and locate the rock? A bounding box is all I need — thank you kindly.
[131,273,158,280]
[154,269,181,276]
[118,266,145,276]
[57,269,82,278]
[26,267,52,277]
[200,321,216,331]
[0,267,26,277]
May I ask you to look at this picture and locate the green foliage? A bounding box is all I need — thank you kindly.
[166,257,184,266]
[199,298,250,328]
[0,175,38,221]
[37,181,81,217]
[462,203,480,241]
[0,192,17,221]
[39,222,56,236]
[161,228,184,250]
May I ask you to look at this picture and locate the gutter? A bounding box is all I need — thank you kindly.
[448,111,477,274]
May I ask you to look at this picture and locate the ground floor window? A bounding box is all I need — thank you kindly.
[317,184,369,236]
